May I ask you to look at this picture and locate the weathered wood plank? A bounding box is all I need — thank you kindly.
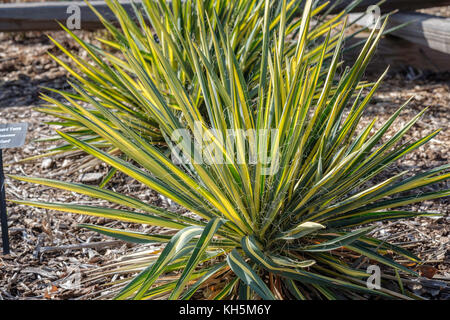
[389,13,450,55]
[344,35,450,73]
[350,12,450,55]
[1,0,450,32]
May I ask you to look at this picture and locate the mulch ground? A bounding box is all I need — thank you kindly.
[0,22,449,299]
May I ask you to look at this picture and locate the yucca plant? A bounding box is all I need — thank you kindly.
[29,0,370,180]
[11,0,450,299]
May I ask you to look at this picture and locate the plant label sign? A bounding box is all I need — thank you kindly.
[0,123,28,149]
[0,123,27,255]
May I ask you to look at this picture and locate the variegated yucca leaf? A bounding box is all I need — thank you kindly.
[28,0,370,176]
[11,0,449,300]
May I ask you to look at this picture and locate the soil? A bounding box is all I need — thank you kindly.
[0,13,449,299]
